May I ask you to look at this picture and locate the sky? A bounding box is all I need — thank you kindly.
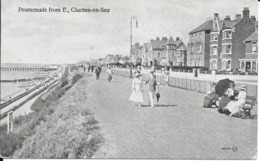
[1,0,258,64]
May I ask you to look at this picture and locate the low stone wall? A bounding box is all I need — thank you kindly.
[112,69,258,98]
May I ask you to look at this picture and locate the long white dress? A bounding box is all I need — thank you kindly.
[129,78,144,103]
[225,91,246,114]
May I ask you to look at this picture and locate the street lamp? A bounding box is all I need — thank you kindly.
[130,16,138,78]
[90,46,93,66]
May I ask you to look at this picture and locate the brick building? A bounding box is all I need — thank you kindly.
[187,20,212,67]
[144,36,187,66]
[188,7,256,71]
[209,8,256,71]
[239,30,258,72]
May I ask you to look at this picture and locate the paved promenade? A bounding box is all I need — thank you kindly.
[83,72,257,159]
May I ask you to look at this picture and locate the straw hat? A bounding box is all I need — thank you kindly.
[239,85,246,91]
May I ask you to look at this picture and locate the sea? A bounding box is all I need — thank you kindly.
[1,63,60,102]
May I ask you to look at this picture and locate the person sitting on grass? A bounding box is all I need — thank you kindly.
[201,82,218,108]
[223,85,247,116]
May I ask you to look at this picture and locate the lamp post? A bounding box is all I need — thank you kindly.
[90,46,93,66]
[130,16,138,78]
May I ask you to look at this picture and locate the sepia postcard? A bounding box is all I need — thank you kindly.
[0,0,258,159]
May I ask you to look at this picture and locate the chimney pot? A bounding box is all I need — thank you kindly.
[251,15,256,21]
[235,14,241,19]
[243,7,250,18]
[224,15,231,21]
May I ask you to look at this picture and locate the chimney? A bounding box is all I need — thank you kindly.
[224,15,231,21]
[251,15,256,21]
[213,13,219,30]
[156,37,160,40]
[162,37,168,41]
[214,13,219,20]
[235,14,241,20]
[243,7,250,18]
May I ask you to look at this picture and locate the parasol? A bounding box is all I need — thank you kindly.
[215,78,234,97]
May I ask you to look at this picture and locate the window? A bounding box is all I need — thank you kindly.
[223,30,232,39]
[190,45,193,52]
[226,45,231,53]
[211,46,217,55]
[222,45,231,54]
[252,61,256,70]
[252,42,257,52]
[198,44,202,53]
[211,60,217,69]
[227,60,231,70]
[158,53,160,57]
[211,33,218,41]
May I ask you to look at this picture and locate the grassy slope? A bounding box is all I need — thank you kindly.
[12,71,104,159]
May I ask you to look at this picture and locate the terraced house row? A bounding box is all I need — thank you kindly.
[131,36,187,67]
[187,7,258,72]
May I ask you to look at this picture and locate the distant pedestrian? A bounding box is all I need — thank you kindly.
[106,67,113,82]
[129,73,144,107]
[164,71,169,85]
[95,66,101,80]
[88,66,91,72]
[91,66,94,72]
[146,71,159,108]
[83,66,86,72]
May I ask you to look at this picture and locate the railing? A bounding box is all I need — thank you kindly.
[112,68,258,98]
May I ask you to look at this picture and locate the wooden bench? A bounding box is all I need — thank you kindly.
[241,95,257,119]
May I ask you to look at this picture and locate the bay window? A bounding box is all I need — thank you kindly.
[223,30,232,39]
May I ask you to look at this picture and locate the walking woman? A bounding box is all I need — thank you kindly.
[129,73,144,107]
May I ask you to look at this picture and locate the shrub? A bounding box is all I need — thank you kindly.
[0,133,24,157]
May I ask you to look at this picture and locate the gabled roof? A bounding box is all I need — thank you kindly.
[175,41,187,50]
[244,31,258,42]
[150,39,166,50]
[212,20,224,32]
[173,40,182,47]
[189,20,213,34]
[167,36,175,44]
[222,20,238,29]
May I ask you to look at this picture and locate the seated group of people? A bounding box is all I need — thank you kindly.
[202,78,247,117]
